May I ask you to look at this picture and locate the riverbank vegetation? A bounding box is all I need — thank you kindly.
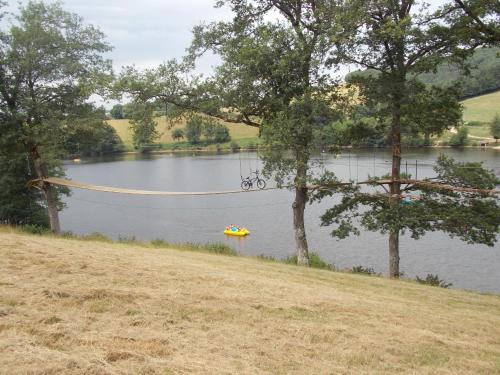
[1,229,499,374]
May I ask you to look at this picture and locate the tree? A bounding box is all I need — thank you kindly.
[185,115,203,144]
[214,124,231,143]
[449,0,500,44]
[189,0,347,265]
[490,114,500,143]
[171,128,185,141]
[449,126,469,146]
[63,105,123,156]
[110,104,124,119]
[202,118,218,141]
[127,102,159,149]
[312,155,500,271]
[0,1,112,232]
[331,0,473,277]
[0,118,51,227]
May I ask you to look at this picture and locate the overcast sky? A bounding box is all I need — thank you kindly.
[4,0,448,106]
[6,0,449,74]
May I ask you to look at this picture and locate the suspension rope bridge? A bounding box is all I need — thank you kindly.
[28,177,280,196]
[29,177,500,196]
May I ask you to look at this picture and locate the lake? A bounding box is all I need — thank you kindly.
[60,148,500,293]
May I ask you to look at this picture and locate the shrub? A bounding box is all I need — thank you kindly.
[449,126,468,147]
[20,224,50,235]
[117,235,140,244]
[213,124,231,143]
[204,243,237,255]
[491,114,500,142]
[60,231,76,238]
[415,274,452,288]
[351,265,379,275]
[284,252,334,270]
[81,232,112,242]
[202,120,217,140]
[256,254,278,262]
[230,141,240,151]
[171,128,184,141]
[185,116,203,144]
[150,239,236,256]
[110,104,124,119]
[150,238,170,247]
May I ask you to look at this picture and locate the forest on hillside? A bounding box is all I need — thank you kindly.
[347,47,500,98]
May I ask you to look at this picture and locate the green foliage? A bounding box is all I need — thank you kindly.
[80,232,112,242]
[350,48,500,99]
[183,116,231,144]
[203,243,237,256]
[185,115,203,144]
[0,1,111,226]
[415,274,452,288]
[314,155,500,248]
[150,239,237,256]
[127,102,159,149]
[448,127,469,147]
[20,224,51,235]
[490,114,500,141]
[351,266,380,276]
[202,119,217,140]
[171,128,185,141]
[110,104,124,119]
[230,141,240,151]
[117,235,139,244]
[425,47,500,97]
[63,106,123,156]
[213,124,231,143]
[0,122,47,226]
[284,253,335,271]
[261,96,339,186]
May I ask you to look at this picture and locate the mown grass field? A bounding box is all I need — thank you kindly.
[108,116,259,149]
[1,228,499,374]
[462,91,500,124]
[109,90,499,149]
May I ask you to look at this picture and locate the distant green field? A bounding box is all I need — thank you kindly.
[462,91,500,123]
[108,116,259,148]
[110,91,499,148]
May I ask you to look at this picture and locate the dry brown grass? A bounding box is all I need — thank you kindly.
[0,229,499,374]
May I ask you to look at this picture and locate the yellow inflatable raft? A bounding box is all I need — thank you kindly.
[224,227,250,236]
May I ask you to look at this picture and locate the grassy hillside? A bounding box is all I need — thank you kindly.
[1,229,499,374]
[462,90,500,124]
[108,116,259,149]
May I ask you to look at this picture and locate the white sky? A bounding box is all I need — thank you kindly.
[4,0,448,106]
[5,0,449,71]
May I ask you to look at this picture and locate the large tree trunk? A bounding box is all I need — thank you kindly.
[389,98,402,278]
[388,230,400,277]
[293,159,309,266]
[27,143,61,234]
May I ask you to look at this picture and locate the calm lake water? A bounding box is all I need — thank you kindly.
[60,148,500,293]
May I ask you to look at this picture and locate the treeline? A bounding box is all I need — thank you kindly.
[418,47,500,98]
[347,47,500,99]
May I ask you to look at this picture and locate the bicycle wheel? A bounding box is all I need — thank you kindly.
[241,180,251,191]
[257,179,266,189]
